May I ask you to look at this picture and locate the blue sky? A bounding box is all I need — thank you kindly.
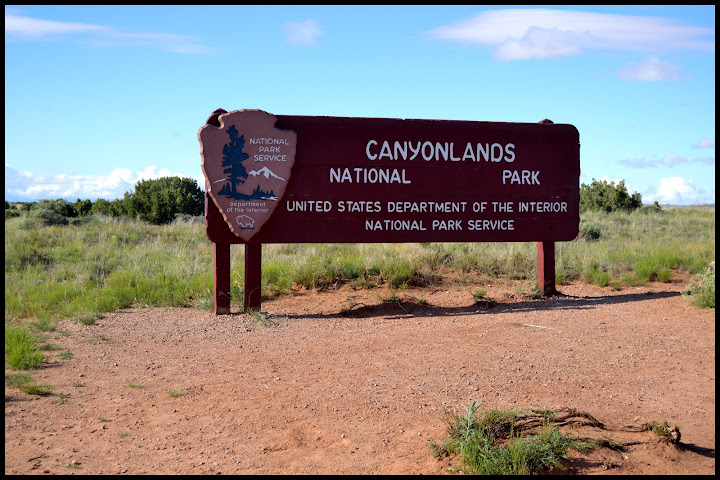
[5,5,715,205]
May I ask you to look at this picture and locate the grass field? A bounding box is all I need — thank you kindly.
[4,207,715,327]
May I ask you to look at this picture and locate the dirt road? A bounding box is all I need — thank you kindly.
[5,276,715,474]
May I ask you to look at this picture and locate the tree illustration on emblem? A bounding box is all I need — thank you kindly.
[218,125,249,199]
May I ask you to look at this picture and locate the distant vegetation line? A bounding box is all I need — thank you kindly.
[5,176,693,225]
[4,198,715,325]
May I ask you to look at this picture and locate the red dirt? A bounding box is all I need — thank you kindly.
[5,275,715,475]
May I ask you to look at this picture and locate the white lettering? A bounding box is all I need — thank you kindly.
[435,142,448,161]
[365,219,427,231]
[421,141,434,161]
[504,143,515,162]
[330,167,411,184]
[387,201,467,213]
[432,219,462,230]
[502,170,541,185]
[467,219,515,230]
[518,201,567,213]
[249,138,289,145]
[366,140,378,160]
[367,139,515,163]
[286,200,332,212]
[491,143,504,162]
[338,201,382,213]
[253,154,287,161]
[408,141,421,160]
[394,141,408,160]
[379,141,393,160]
[463,142,476,162]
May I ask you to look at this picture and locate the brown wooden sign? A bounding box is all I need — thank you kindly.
[199,109,580,313]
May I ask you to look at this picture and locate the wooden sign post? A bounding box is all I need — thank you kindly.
[200,109,579,314]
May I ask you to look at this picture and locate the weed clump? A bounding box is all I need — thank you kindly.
[644,421,681,444]
[430,403,611,475]
[5,325,45,370]
[684,262,715,309]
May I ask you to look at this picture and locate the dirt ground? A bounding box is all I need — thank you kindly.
[5,274,715,475]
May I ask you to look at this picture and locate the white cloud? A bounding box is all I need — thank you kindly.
[4,9,214,54]
[494,26,589,60]
[5,164,205,202]
[693,138,715,149]
[643,177,714,205]
[282,20,321,46]
[428,9,714,60]
[619,57,681,82]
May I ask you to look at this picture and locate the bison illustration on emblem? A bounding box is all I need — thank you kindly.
[236,215,255,229]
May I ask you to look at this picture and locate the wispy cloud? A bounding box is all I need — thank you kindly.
[4,9,214,54]
[427,9,714,61]
[282,20,321,46]
[5,163,205,202]
[619,154,715,168]
[4,9,107,38]
[619,57,681,82]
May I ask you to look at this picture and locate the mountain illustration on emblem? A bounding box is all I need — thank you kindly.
[248,166,285,182]
[216,125,280,201]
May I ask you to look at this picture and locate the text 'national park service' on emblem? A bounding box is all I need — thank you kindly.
[199,110,297,241]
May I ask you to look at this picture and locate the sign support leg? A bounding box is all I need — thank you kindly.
[537,241,556,296]
[244,243,262,312]
[213,243,231,314]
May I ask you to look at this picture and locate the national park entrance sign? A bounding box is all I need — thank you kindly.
[200,109,580,314]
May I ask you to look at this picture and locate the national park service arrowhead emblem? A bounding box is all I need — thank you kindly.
[199,109,296,241]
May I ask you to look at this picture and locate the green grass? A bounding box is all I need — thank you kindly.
[4,207,715,324]
[6,376,54,396]
[683,263,715,309]
[5,325,45,370]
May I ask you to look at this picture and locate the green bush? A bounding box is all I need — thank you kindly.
[577,219,604,241]
[684,263,715,309]
[28,208,69,226]
[580,179,642,213]
[125,177,204,225]
[5,325,45,370]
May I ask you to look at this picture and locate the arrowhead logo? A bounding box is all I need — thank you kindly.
[199,110,296,241]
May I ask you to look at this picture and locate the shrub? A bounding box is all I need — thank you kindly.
[577,220,603,241]
[684,263,715,309]
[28,208,69,226]
[125,177,204,225]
[580,179,642,213]
[5,326,45,370]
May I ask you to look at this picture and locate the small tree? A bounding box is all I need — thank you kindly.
[126,177,204,224]
[33,199,74,217]
[580,179,642,213]
[73,198,93,217]
[90,198,114,216]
